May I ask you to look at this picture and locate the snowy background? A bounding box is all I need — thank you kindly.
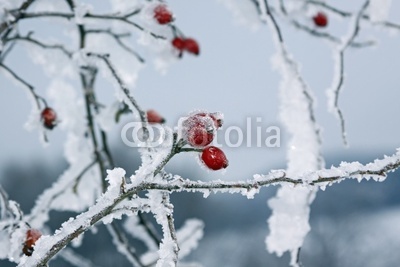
[1,0,400,266]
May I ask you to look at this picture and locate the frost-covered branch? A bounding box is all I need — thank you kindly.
[326,0,370,146]
[0,0,36,35]
[258,0,322,265]
[148,150,400,191]
[19,11,165,40]
[150,192,179,267]
[276,1,374,48]
[88,53,146,123]
[20,149,400,265]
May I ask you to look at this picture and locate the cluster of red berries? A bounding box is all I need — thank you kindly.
[313,12,328,27]
[41,107,57,130]
[182,112,228,171]
[22,229,42,256]
[152,4,200,57]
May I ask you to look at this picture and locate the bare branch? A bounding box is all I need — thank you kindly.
[107,223,144,267]
[4,33,72,57]
[0,62,45,109]
[289,20,375,48]
[327,0,370,146]
[72,160,98,193]
[86,29,145,63]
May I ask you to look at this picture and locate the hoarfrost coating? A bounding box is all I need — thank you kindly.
[1,0,400,266]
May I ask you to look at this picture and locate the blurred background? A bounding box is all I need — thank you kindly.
[1,0,400,266]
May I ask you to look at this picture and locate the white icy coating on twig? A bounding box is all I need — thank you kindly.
[257,0,322,265]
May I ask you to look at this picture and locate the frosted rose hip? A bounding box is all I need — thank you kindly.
[183,113,215,147]
[41,107,57,130]
[23,229,42,256]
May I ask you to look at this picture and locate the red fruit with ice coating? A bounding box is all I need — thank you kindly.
[154,5,173,25]
[201,146,229,170]
[183,113,215,147]
[193,112,223,129]
[187,126,214,148]
[23,229,42,256]
[313,12,328,27]
[147,109,165,124]
[41,107,57,130]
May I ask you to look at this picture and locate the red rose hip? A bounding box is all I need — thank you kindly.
[172,37,185,51]
[146,109,165,124]
[313,12,328,27]
[183,113,215,147]
[154,5,173,25]
[23,229,42,256]
[187,126,214,147]
[201,146,228,170]
[183,38,200,55]
[41,107,57,130]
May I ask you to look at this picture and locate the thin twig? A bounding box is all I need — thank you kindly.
[138,213,162,245]
[72,160,98,193]
[107,223,145,267]
[306,0,400,31]
[5,33,73,57]
[289,20,375,48]
[0,62,45,109]
[88,53,146,123]
[86,29,145,63]
[0,39,17,62]
[19,11,166,40]
[327,0,370,146]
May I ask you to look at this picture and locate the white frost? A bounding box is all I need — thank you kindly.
[106,168,126,188]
